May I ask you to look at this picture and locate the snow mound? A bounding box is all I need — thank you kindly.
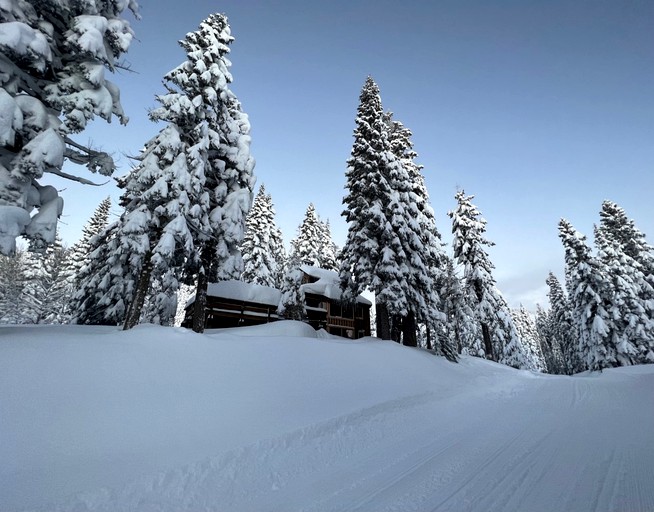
[1,324,653,512]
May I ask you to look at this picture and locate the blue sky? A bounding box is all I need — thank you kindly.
[53,0,654,309]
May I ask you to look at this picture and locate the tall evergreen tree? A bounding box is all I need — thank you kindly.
[241,184,285,287]
[0,0,138,255]
[511,305,547,372]
[277,254,305,321]
[317,219,339,271]
[594,226,648,365]
[558,218,614,371]
[290,203,324,267]
[543,273,574,374]
[386,113,447,348]
[340,77,439,344]
[597,201,654,363]
[187,15,256,333]
[449,190,529,368]
[80,13,254,332]
[0,248,27,323]
[433,256,473,359]
[20,234,70,323]
[66,196,112,284]
[71,222,132,325]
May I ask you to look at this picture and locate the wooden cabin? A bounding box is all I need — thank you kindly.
[299,265,372,339]
[181,267,371,339]
[181,280,281,329]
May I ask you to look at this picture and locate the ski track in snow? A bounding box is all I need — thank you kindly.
[17,370,654,512]
[2,326,653,512]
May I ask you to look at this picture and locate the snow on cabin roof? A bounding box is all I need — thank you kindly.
[300,265,372,306]
[188,280,282,307]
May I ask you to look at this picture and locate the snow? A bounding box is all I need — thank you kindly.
[1,323,653,512]
[301,264,373,305]
[0,205,30,255]
[188,279,282,307]
[0,22,52,70]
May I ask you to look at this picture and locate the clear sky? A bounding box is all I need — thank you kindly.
[52,0,654,310]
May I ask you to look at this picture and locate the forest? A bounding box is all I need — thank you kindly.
[1,2,652,376]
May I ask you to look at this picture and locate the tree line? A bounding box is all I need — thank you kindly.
[1,4,652,373]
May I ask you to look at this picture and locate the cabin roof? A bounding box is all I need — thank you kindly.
[300,265,372,306]
[187,280,282,308]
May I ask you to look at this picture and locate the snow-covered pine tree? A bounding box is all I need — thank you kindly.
[241,184,285,287]
[597,201,654,363]
[20,233,70,323]
[339,77,413,342]
[511,305,547,372]
[317,219,338,271]
[290,203,324,268]
[71,222,134,325]
[543,273,573,373]
[386,113,447,349]
[183,15,255,333]
[535,304,556,374]
[432,256,472,360]
[449,190,530,368]
[0,247,27,322]
[103,13,253,332]
[66,196,112,285]
[116,121,202,330]
[594,225,649,365]
[558,219,614,371]
[0,0,138,255]
[277,254,305,321]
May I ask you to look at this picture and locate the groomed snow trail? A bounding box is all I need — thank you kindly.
[1,325,653,512]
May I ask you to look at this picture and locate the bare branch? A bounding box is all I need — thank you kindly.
[44,167,110,186]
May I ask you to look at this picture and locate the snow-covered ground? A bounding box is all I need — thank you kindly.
[1,322,653,512]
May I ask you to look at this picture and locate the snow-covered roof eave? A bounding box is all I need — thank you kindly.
[186,280,282,308]
[300,265,372,307]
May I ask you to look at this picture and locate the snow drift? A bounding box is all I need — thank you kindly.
[1,322,652,511]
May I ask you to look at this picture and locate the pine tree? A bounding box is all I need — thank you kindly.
[278,254,305,321]
[597,201,654,363]
[0,248,27,323]
[20,234,70,323]
[559,219,614,371]
[594,225,648,365]
[340,77,436,343]
[511,305,547,372]
[386,113,447,348]
[449,191,529,368]
[291,203,325,268]
[317,219,338,271]
[241,184,285,287]
[433,256,472,359]
[543,273,573,374]
[66,196,112,284]
[186,15,256,333]
[71,222,133,325]
[0,0,138,255]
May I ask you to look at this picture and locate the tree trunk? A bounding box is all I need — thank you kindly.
[376,302,391,340]
[192,265,209,333]
[402,312,417,347]
[481,322,494,360]
[123,252,153,330]
[390,314,403,343]
[425,326,432,351]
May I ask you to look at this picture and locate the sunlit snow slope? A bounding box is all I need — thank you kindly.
[1,322,653,512]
